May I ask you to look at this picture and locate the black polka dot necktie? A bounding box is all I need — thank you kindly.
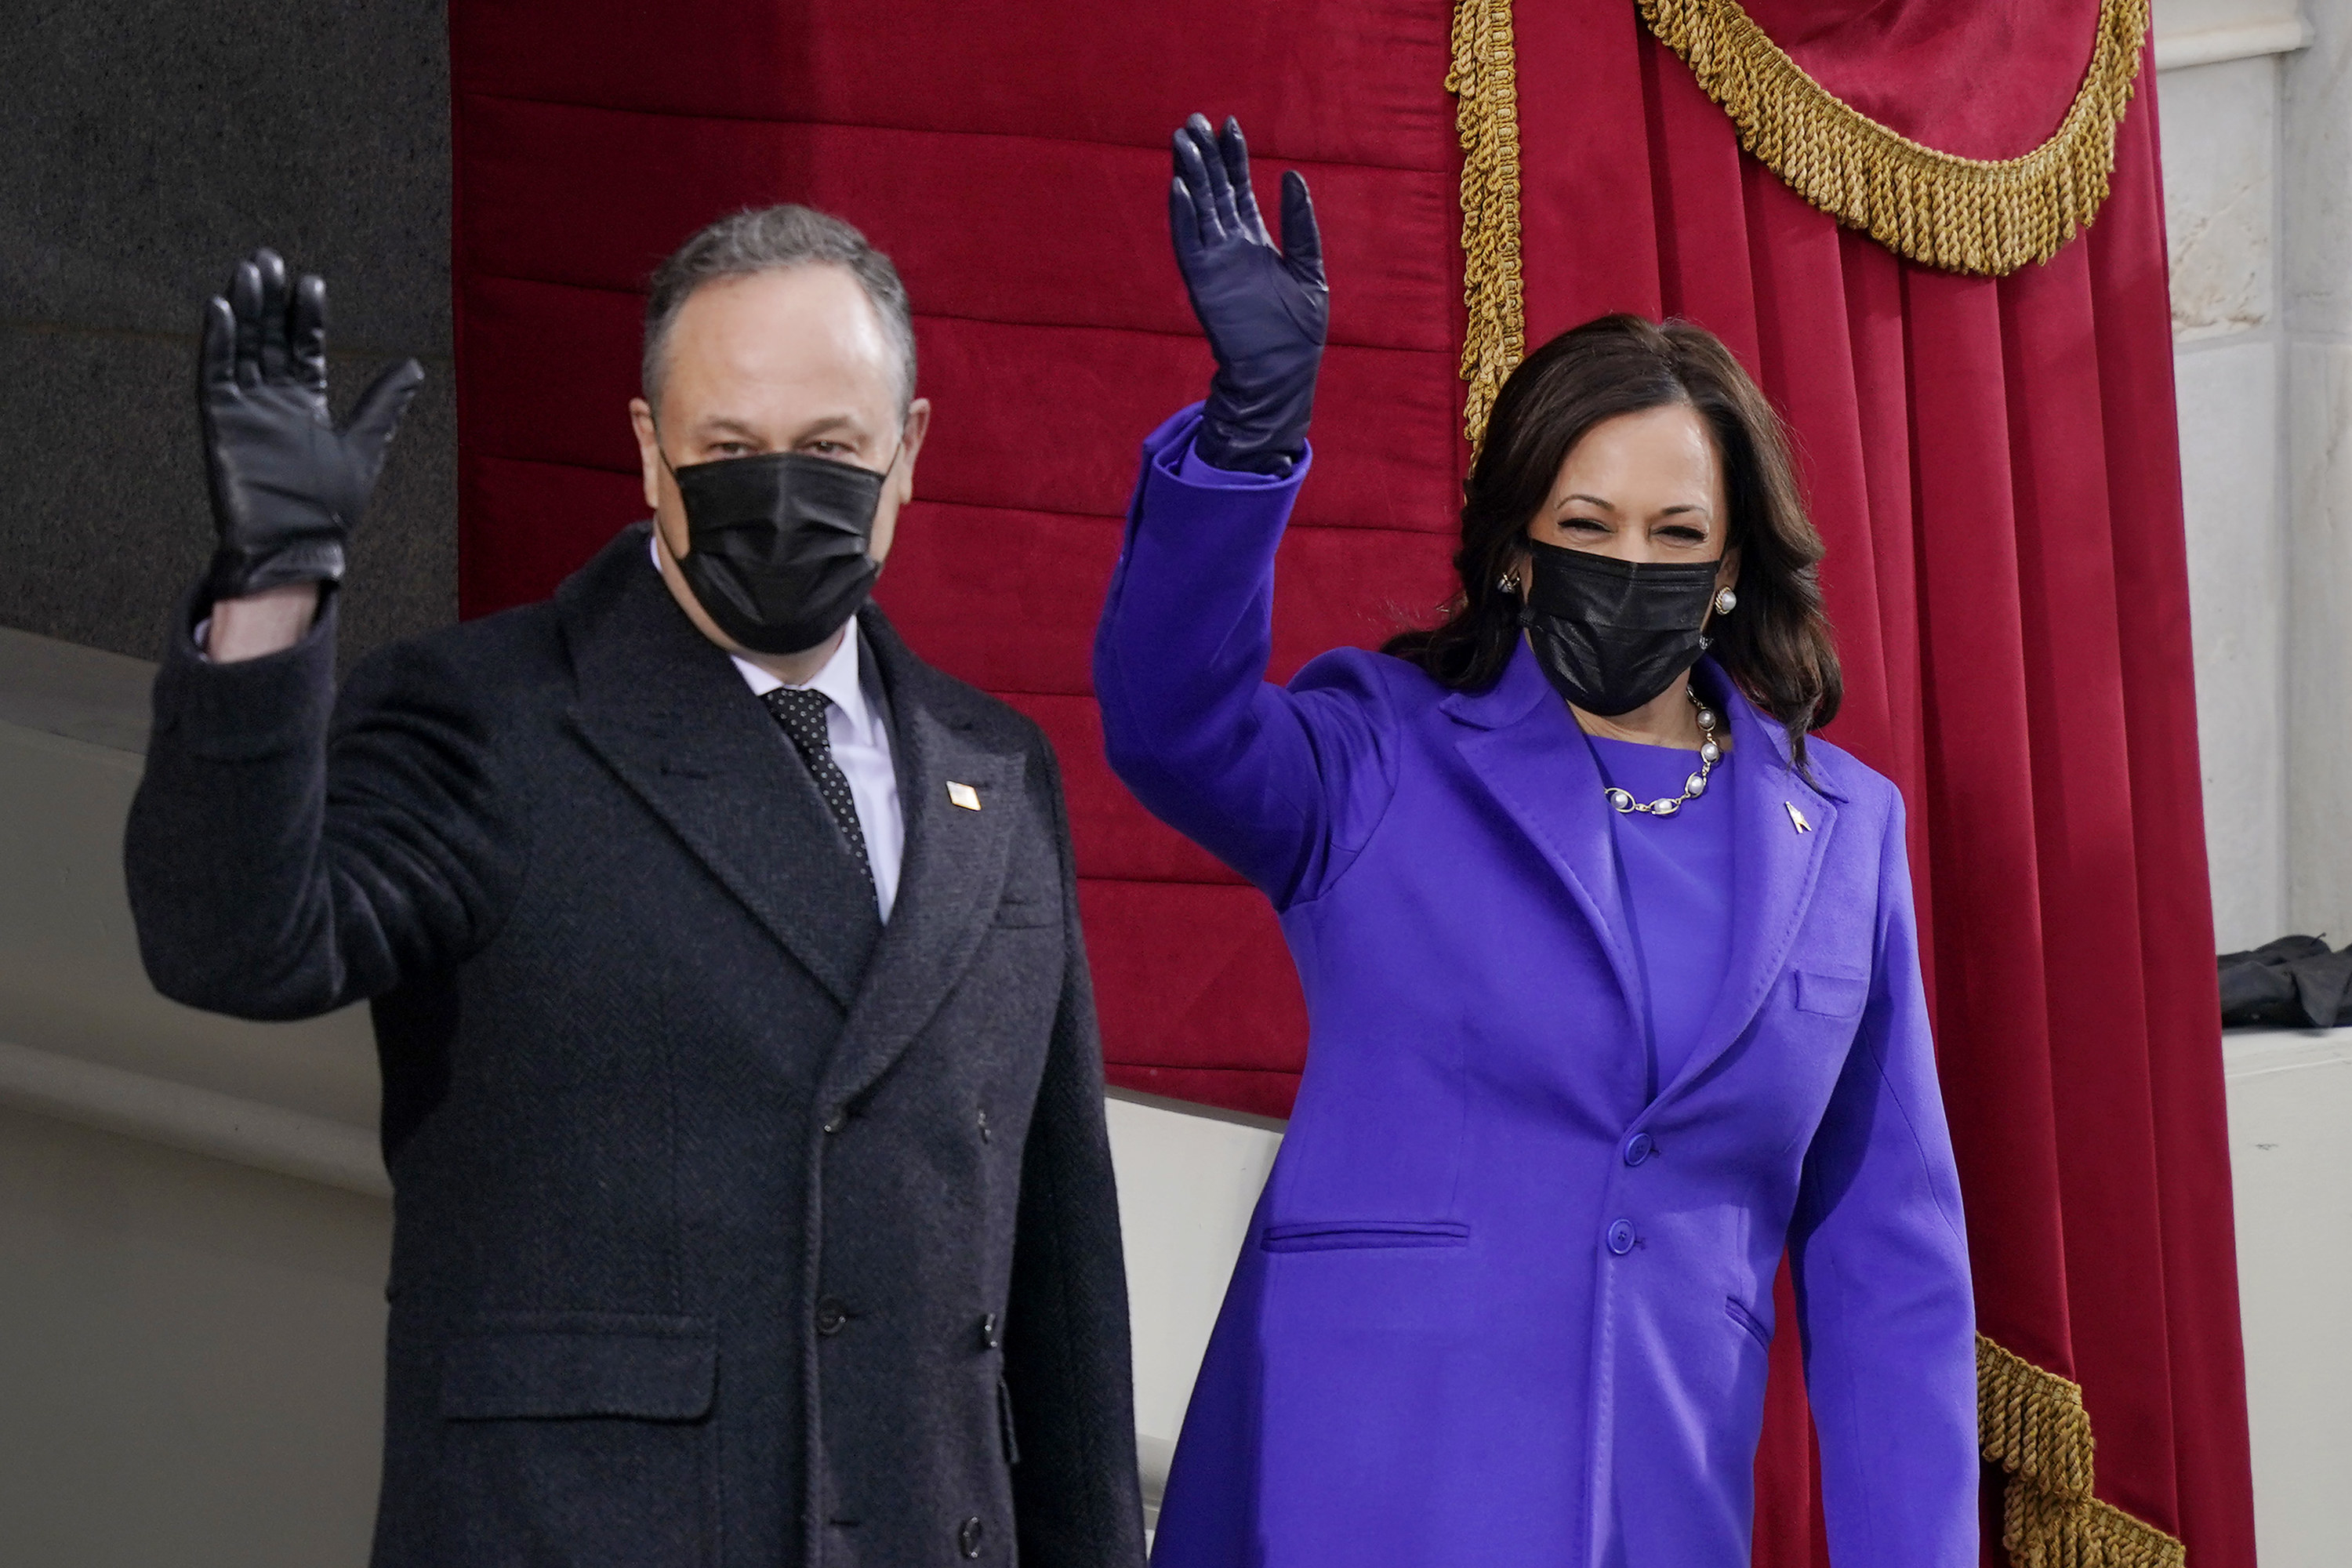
[760,687,873,887]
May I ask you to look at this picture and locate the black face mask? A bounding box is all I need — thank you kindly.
[666,445,895,655]
[1519,539,1722,717]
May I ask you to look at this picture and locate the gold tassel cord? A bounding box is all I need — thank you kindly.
[1976,1334,2187,1568]
[1446,0,1526,446]
[1635,0,2150,277]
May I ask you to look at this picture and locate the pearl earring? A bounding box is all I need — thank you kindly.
[1713,586,1738,615]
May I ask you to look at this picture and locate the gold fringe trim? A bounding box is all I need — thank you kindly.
[1636,0,2148,277]
[1977,1334,2187,1568]
[1447,0,1526,445]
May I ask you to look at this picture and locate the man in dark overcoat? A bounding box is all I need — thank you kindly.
[123,207,1146,1567]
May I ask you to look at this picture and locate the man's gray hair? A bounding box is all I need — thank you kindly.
[642,205,916,414]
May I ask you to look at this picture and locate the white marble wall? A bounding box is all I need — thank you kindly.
[2166,0,2352,954]
[2163,40,2292,953]
[2282,2,2352,946]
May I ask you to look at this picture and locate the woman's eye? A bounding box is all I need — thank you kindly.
[1658,525,1708,545]
[1561,516,1608,533]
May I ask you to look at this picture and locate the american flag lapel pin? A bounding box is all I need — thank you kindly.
[947,781,982,811]
[1785,801,1812,833]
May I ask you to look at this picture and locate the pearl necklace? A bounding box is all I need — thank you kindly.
[1601,688,1720,818]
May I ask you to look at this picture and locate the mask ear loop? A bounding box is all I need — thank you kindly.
[648,415,681,481]
[648,418,687,569]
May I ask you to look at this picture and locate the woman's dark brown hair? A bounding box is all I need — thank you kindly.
[1384,314,1842,766]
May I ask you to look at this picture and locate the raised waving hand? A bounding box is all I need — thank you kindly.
[198,248,423,604]
[1168,114,1327,475]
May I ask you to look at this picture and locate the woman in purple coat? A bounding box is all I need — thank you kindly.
[1095,118,1977,1567]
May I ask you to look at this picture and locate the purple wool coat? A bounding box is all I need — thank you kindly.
[1094,408,1976,1568]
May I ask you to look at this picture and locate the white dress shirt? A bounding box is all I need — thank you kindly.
[652,534,903,920]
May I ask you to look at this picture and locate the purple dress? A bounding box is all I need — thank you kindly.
[1101,408,1976,1568]
[1588,735,1736,1098]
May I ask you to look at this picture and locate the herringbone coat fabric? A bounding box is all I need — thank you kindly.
[125,524,1145,1568]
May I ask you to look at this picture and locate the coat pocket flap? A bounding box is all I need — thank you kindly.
[441,1323,717,1421]
[1794,969,1870,1018]
[1261,1220,1472,1252]
[991,895,1059,928]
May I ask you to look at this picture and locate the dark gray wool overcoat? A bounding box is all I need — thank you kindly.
[124,524,1147,1568]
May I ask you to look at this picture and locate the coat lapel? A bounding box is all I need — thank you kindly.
[562,528,880,1009]
[1447,644,1648,1025]
[1656,662,1840,1102]
[820,609,1019,1110]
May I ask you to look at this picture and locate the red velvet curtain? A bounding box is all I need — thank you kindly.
[449,2,2254,1563]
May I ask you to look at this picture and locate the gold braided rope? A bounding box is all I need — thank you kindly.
[1978,1334,2187,1568]
[1446,0,1526,445]
[1636,0,2150,277]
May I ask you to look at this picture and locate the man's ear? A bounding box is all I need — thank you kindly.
[629,397,662,512]
[893,398,933,503]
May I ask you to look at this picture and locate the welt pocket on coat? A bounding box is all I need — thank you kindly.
[990,892,1059,928]
[996,1374,1022,1467]
[1793,969,1870,1018]
[1261,1220,1472,1253]
[441,1316,717,1421]
[1725,1297,1773,1351]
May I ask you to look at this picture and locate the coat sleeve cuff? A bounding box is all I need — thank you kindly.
[147,587,340,763]
[1145,403,1312,492]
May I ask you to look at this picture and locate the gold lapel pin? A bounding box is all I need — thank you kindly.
[947,781,982,811]
[1785,801,1813,833]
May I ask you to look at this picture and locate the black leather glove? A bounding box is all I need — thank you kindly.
[1169,114,1327,476]
[198,248,424,604]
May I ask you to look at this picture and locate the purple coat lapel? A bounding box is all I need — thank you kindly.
[1443,644,1648,1034]
[1664,661,1844,1102]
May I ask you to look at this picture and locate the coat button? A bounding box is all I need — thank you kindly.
[1622,1132,1654,1167]
[1606,1219,1638,1255]
[958,1515,985,1558]
[822,1112,845,1134]
[979,1312,1002,1351]
[815,1299,849,1336]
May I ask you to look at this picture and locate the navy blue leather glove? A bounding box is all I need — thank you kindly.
[1169,114,1327,476]
[198,248,423,604]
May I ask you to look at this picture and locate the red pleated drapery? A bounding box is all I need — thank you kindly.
[448,1,2254,1563]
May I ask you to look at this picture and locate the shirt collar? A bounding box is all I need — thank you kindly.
[729,626,867,735]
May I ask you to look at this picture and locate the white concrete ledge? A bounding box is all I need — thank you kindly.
[0,1038,389,1198]
[2156,18,2312,71]
[0,1030,1264,1518]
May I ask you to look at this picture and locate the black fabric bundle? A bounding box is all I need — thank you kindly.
[2218,935,2352,1028]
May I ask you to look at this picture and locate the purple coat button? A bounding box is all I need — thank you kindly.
[1606,1220,1637,1255]
[1623,1132,1655,1166]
